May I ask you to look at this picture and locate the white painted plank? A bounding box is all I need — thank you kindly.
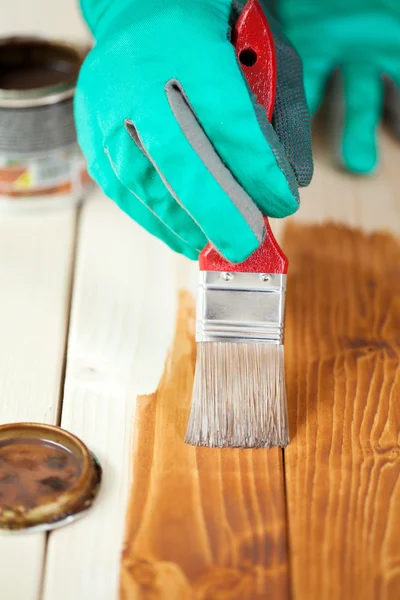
[0,211,77,423]
[0,3,86,599]
[0,536,46,600]
[0,208,77,600]
[43,193,195,600]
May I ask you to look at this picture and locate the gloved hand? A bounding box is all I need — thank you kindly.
[76,0,312,262]
[277,0,400,174]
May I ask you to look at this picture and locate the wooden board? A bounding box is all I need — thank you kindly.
[0,208,77,600]
[283,221,400,600]
[42,194,193,600]
[273,129,400,600]
[120,292,289,600]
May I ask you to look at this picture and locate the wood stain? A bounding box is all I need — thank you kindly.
[120,292,289,600]
[120,222,400,599]
[283,222,400,600]
[0,37,90,207]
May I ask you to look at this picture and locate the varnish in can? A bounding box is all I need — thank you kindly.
[0,37,91,211]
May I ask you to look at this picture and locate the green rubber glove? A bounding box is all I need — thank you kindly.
[277,0,400,174]
[75,0,312,262]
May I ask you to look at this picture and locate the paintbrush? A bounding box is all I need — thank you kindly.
[185,0,289,449]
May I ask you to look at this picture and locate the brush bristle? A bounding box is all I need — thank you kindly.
[185,343,289,449]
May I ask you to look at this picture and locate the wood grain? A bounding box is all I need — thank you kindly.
[283,222,400,600]
[120,291,289,600]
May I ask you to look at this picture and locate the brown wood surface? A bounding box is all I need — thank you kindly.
[284,223,400,600]
[120,223,400,600]
[120,292,289,600]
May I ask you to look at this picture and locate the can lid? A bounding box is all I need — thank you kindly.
[0,423,101,531]
[0,38,88,108]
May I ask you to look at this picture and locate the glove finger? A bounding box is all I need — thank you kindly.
[302,59,330,115]
[105,126,207,253]
[89,151,200,260]
[384,76,400,140]
[175,47,300,221]
[75,84,205,257]
[333,65,383,174]
[119,93,272,263]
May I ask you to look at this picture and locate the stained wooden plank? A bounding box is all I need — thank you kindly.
[282,130,400,600]
[42,193,190,600]
[120,292,289,600]
[284,223,400,599]
[0,209,77,600]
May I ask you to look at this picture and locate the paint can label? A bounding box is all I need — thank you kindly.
[0,144,90,199]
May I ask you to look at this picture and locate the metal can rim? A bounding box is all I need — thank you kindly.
[0,422,102,531]
[0,36,89,108]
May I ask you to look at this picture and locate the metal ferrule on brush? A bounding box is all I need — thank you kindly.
[196,271,286,344]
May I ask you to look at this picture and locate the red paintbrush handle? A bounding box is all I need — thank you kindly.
[231,0,276,122]
[200,216,288,273]
[199,0,288,275]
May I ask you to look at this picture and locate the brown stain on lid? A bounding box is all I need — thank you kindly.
[0,423,101,531]
[0,438,82,510]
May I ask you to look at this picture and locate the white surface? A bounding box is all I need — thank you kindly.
[0,210,76,423]
[0,535,46,600]
[0,0,88,41]
[0,207,77,600]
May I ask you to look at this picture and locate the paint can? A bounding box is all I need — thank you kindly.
[0,37,91,212]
